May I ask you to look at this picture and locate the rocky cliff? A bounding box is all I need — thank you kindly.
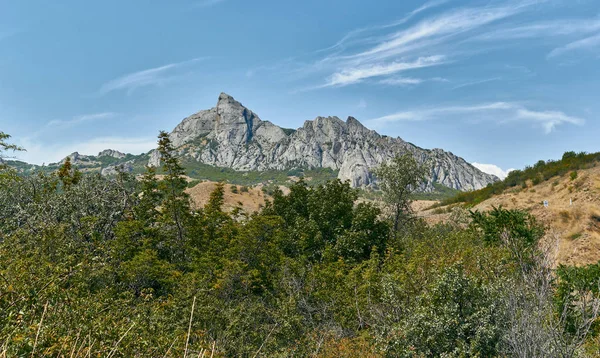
[153,93,497,191]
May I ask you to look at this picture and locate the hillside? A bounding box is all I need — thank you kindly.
[420,158,600,266]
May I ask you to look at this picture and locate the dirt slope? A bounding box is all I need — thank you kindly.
[418,166,600,266]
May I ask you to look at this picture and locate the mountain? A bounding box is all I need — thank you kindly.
[152,93,497,191]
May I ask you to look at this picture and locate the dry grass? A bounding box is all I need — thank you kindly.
[416,165,600,266]
[186,181,267,213]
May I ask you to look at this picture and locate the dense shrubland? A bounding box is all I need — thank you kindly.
[442,151,600,207]
[2,131,600,357]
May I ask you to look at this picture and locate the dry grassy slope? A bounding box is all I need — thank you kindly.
[186,182,266,212]
[185,182,292,213]
[418,166,600,266]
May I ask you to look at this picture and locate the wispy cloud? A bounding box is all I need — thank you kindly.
[324,55,446,87]
[515,108,584,133]
[379,77,424,86]
[47,112,118,128]
[379,76,448,86]
[343,4,524,64]
[99,58,206,95]
[548,32,600,58]
[316,0,449,54]
[304,0,544,90]
[473,18,600,41]
[367,102,584,134]
[451,77,502,90]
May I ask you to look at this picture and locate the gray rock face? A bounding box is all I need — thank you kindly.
[57,152,98,166]
[154,93,498,191]
[98,149,126,159]
[101,160,134,176]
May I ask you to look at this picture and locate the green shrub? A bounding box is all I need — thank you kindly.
[570,171,578,181]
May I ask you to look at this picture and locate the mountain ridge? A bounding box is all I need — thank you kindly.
[152,92,497,191]
[8,93,498,192]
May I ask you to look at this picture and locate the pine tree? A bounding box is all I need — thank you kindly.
[156,131,192,263]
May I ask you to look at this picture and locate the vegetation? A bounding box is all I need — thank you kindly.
[441,151,600,207]
[2,133,600,356]
[373,153,427,234]
[183,159,339,187]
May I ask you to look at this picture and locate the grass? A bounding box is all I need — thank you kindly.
[569,232,583,240]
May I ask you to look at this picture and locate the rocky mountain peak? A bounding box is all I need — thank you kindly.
[157,93,498,190]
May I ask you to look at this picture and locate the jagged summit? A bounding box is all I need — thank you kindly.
[156,93,498,190]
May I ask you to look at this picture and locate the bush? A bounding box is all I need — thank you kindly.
[570,171,578,181]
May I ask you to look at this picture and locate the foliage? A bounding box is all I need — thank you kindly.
[1,131,598,357]
[373,153,427,234]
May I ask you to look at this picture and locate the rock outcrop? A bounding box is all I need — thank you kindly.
[155,93,498,191]
[57,152,98,166]
[101,160,134,176]
[98,149,126,159]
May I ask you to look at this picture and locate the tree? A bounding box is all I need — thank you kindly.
[373,153,427,236]
[0,131,24,171]
[156,132,190,230]
[57,156,82,188]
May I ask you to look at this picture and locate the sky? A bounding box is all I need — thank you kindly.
[1,0,599,177]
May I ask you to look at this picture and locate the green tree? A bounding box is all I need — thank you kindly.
[57,156,82,188]
[373,153,427,236]
[0,131,24,161]
[0,131,24,181]
[154,131,193,264]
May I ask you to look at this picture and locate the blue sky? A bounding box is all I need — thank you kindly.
[1,0,599,177]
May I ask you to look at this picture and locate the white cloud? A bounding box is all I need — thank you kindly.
[305,0,543,90]
[472,163,515,180]
[348,5,521,63]
[315,0,449,54]
[324,55,446,87]
[548,32,600,58]
[367,102,584,134]
[379,77,424,86]
[515,108,584,133]
[15,136,157,165]
[99,58,206,95]
[47,112,118,128]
